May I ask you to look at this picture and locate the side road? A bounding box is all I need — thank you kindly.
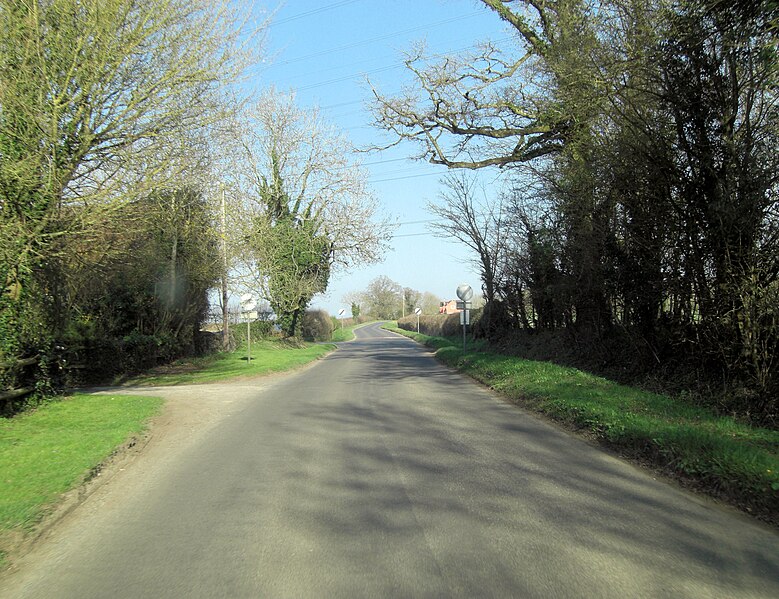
[0,349,331,572]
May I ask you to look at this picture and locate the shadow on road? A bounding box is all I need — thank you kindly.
[260,335,779,597]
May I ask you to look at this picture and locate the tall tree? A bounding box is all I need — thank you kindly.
[0,0,258,392]
[363,276,403,320]
[238,89,391,336]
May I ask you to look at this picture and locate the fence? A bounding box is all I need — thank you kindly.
[0,354,39,407]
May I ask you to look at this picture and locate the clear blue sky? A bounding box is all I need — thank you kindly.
[250,0,515,315]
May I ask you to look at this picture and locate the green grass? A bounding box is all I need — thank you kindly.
[386,324,779,520]
[330,320,376,343]
[331,324,357,342]
[0,394,162,552]
[122,338,335,386]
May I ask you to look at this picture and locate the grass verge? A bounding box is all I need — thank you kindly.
[330,320,377,343]
[0,394,162,565]
[121,338,334,386]
[385,324,779,523]
[332,324,358,342]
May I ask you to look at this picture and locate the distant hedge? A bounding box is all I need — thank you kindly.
[330,315,370,330]
[398,310,484,338]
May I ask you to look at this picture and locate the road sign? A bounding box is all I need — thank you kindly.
[338,308,346,316]
[240,294,255,363]
[414,307,422,315]
[240,294,256,312]
[456,284,474,302]
[456,284,473,350]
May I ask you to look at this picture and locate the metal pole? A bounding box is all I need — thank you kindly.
[247,319,251,363]
[462,302,468,351]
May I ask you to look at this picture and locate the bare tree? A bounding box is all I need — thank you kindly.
[420,291,444,315]
[428,172,511,306]
[367,1,602,169]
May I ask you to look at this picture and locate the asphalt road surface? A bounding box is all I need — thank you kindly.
[2,322,778,598]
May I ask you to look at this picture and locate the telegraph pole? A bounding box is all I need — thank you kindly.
[221,183,230,350]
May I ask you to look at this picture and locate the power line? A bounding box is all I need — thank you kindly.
[395,219,443,226]
[393,232,433,238]
[290,35,516,93]
[370,171,442,184]
[273,12,485,66]
[297,64,402,92]
[362,156,416,167]
[272,0,362,26]
[321,99,363,110]
[369,165,436,178]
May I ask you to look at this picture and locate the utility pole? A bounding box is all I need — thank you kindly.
[220,183,230,350]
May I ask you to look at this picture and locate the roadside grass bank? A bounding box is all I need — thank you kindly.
[120,338,335,386]
[385,325,779,525]
[330,320,377,343]
[0,394,162,567]
[331,326,356,342]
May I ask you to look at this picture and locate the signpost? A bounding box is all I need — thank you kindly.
[240,294,256,363]
[456,284,473,350]
[338,308,346,328]
[414,307,422,333]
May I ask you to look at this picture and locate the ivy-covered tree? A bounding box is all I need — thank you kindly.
[350,302,361,319]
[238,89,390,337]
[253,212,331,337]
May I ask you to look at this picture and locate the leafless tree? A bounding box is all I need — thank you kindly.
[428,172,511,306]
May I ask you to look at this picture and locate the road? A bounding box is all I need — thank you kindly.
[2,322,778,598]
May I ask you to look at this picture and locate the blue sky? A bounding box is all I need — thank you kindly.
[250,1,515,315]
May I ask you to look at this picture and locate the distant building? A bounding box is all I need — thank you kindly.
[439,300,462,315]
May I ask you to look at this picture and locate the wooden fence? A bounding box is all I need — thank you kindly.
[0,354,39,406]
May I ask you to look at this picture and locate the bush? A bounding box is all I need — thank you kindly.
[249,320,274,339]
[471,302,508,340]
[301,309,334,342]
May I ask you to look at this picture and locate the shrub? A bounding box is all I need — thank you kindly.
[301,309,334,341]
[249,320,274,339]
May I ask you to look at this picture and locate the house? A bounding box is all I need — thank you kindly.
[438,300,462,315]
